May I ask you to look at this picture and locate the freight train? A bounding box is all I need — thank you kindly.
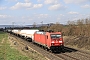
[7,29,64,52]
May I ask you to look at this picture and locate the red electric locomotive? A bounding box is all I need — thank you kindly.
[33,30,64,52]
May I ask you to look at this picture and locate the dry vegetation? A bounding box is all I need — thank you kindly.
[41,18,90,50]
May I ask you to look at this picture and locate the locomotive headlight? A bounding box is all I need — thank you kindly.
[51,41,55,43]
[59,41,62,43]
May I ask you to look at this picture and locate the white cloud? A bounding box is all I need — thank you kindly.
[57,14,65,21]
[48,4,66,10]
[36,14,49,18]
[59,14,65,16]
[68,11,79,14]
[63,0,89,4]
[33,4,43,9]
[44,0,59,4]
[0,14,11,18]
[0,7,7,10]
[37,0,42,2]
[81,4,90,9]
[6,0,17,2]
[10,2,43,10]
[10,2,32,10]
[25,14,49,20]
[24,0,30,3]
[21,14,49,21]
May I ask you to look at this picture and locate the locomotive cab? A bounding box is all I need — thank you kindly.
[46,32,64,52]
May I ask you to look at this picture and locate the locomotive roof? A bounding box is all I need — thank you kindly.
[35,31,61,35]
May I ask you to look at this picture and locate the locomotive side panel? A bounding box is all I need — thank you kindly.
[34,33,46,46]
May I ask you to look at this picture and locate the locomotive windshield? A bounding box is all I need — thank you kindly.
[51,34,61,39]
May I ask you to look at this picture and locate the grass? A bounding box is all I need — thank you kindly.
[0,31,6,42]
[0,31,31,60]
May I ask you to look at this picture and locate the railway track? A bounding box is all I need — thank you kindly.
[9,34,90,60]
[62,47,90,60]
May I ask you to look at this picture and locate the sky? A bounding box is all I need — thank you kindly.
[0,0,90,25]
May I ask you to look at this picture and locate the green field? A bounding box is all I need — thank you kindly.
[0,31,31,60]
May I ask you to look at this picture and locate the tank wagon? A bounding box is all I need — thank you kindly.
[20,29,39,41]
[12,29,20,36]
[33,31,64,52]
[12,29,39,41]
